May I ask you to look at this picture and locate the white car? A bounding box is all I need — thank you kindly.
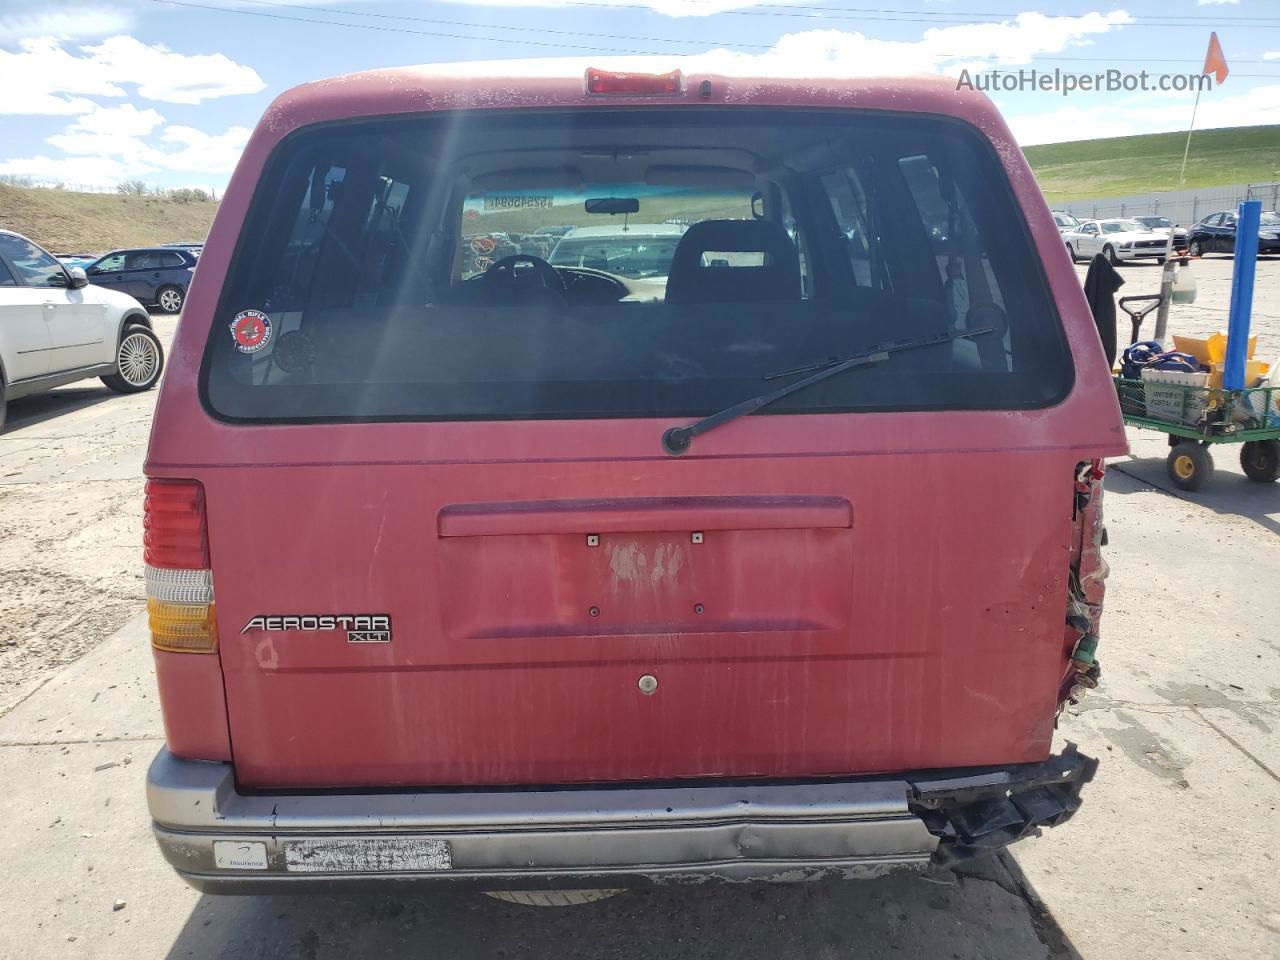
[1051,211,1080,234]
[1063,218,1171,265]
[0,229,163,432]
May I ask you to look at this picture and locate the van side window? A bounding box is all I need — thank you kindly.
[270,164,347,311]
[92,253,126,273]
[351,176,412,309]
[777,190,813,299]
[896,153,1009,368]
[821,168,880,289]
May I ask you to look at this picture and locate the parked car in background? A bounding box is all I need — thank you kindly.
[1129,216,1186,246]
[1062,218,1170,265]
[85,247,197,314]
[1187,210,1280,257]
[549,223,686,278]
[0,230,163,431]
[55,252,100,270]
[1051,211,1079,233]
[161,242,204,255]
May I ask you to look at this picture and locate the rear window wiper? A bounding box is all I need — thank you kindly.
[660,327,994,456]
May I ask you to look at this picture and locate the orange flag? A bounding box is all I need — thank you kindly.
[1203,32,1228,84]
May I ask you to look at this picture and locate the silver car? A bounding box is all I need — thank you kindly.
[1063,218,1171,265]
[0,229,164,431]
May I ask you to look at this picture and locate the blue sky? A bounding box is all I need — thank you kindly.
[1,0,1277,191]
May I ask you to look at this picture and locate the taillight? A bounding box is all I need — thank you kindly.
[585,67,682,96]
[144,479,216,653]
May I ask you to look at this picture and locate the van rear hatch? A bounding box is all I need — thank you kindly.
[148,76,1124,789]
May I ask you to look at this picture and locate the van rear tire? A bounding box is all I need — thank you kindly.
[1167,441,1213,491]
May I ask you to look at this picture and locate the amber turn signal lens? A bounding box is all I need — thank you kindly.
[148,598,217,654]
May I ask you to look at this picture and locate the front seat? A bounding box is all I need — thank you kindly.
[664,220,802,305]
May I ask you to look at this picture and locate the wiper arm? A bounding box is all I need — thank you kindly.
[660,327,993,457]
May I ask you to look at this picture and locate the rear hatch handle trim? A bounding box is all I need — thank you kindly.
[438,495,852,538]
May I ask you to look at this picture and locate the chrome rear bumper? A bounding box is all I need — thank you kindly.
[147,746,1094,893]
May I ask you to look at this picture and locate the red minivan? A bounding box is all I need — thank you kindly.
[143,62,1124,893]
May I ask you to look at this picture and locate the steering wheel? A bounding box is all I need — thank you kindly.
[484,254,568,299]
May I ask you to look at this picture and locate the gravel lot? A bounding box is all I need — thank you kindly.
[0,315,176,715]
[0,259,1277,959]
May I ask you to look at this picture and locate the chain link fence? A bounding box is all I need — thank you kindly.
[1058,181,1280,226]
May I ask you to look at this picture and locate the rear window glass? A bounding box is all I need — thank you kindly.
[203,110,1070,422]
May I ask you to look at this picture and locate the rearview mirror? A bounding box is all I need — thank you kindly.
[585,197,639,215]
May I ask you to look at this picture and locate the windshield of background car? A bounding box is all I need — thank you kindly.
[0,233,64,286]
[544,228,686,279]
[457,191,737,280]
[202,109,1071,422]
[1260,212,1280,226]
[1102,221,1143,234]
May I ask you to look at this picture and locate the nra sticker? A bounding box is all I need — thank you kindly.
[230,309,272,354]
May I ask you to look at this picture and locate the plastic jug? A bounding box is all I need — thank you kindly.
[1171,261,1197,305]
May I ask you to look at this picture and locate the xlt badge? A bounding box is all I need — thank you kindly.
[241,615,392,644]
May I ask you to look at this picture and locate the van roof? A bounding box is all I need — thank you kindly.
[264,59,996,138]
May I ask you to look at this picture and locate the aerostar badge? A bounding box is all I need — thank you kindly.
[240,614,391,644]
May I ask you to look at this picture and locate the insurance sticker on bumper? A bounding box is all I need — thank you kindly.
[283,837,452,873]
[213,840,269,870]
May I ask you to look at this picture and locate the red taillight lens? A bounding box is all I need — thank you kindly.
[585,68,682,96]
[144,479,209,569]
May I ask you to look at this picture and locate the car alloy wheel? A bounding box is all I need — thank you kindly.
[118,330,160,387]
[158,287,184,313]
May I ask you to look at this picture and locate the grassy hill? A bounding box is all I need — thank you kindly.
[0,183,217,253]
[1026,125,1280,203]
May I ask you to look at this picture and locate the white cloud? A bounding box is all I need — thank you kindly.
[1196,0,1238,5]
[45,104,166,166]
[0,103,252,186]
[83,35,266,104]
[63,102,165,137]
[418,10,1132,79]
[692,11,1133,73]
[152,125,253,173]
[1263,52,1280,62]
[0,6,132,42]
[426,0,804,16]
[0,153,133,184]
[1007,83,1280,144]
[0,35,265,116]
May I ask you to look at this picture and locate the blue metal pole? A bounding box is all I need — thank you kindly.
[1223,200,1261,390]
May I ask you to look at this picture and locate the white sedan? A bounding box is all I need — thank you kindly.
[1063,218,1172,265]
[0,229,163,432]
